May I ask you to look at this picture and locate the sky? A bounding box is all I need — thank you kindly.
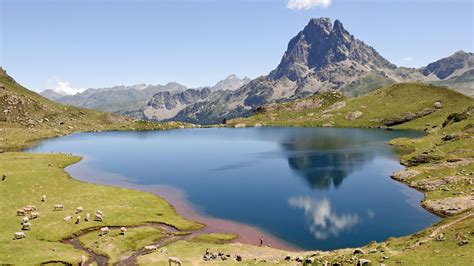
[1,0,473,93]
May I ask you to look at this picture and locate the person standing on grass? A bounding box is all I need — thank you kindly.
[260,236,264,247]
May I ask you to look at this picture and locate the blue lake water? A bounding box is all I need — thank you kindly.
[27,127,439,250]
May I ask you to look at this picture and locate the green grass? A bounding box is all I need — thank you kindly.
[229,83,473,130]
[190,233,238,244]
[341,71,395,97]
[0,153,202,264]
[0,68,192,151]
[79,226,166,264]
[137,239,294,265]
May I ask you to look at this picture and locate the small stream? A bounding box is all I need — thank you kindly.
[62,223,202,265]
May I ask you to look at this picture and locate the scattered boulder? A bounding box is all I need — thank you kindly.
[383,108,436,127]
[434,102,442,109]
[254,123,262,127]
[424,195,474,216]
[345,111,363,121]
[390,170,420,181]
[357,258,371,265]
[353,248,365,255]
[234,124,246,128]
[405,154,442,167]
[322,101,346,114]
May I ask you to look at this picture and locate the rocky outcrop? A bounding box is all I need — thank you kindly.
[422,51,474,79]
[383,107,437,127]
[345,111,363,121]
[166,18,402,124]
[423,196,474,216]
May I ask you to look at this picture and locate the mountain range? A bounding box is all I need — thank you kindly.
[41,74,251,115]
[42,18,473,124]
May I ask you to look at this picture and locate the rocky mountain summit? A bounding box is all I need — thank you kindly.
[269,18,395,83]
[41,18,473,124]
[163,19,473,124]
[423,50,473,79]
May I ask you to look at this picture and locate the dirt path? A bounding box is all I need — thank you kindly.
[405,211,473,250]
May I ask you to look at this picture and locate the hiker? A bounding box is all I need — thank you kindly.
[260,236,264,246]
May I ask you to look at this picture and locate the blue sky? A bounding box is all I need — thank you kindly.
[1,0,473,93]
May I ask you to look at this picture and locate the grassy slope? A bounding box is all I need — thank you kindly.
[0,68,189,151]
[2,74,473,265]
[228,83,472,130]
[0,153,202,264]
[79,226,166,264]
[0,68,202,264]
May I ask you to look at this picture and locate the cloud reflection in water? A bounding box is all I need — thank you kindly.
[289,196,359,240]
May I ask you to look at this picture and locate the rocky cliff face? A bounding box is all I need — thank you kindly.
[269,18,395,82]
[41,18,473,124]
[168,19,473,124]
[171,18,401,124]
[422,51,473,79]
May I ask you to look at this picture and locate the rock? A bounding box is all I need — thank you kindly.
[434,102,442,109]
[323,101,347,114]
[390,170,420,181]
[234,123,246,128]
[353,248,365,254]
[345,111,363,121]
[323,121,335,127]
[305,257,315,263]
[383,108,436,127]
[357,258,371,265]
[368,249,377,253]
[254,123,262,127]
[406,154,442,166]
[458,239,469,246]
[424,195,474,216]
[284,256,291,261]
[442,134,458,141]
[0,149,5,153]
[295,256,304,262]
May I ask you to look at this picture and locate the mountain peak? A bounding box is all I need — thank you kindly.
[423,50,474,79]
[269,18,394,81]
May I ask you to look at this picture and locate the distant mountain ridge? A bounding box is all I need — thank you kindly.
[165,19,473,124]
[41,18,473,124]
[42,75,250,115]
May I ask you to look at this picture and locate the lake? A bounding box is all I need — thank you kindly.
[27,127,439,250]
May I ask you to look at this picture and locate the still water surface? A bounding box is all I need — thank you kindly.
[28,127,438,250]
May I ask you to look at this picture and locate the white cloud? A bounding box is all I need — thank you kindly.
[403,57,414,61]
[46,77,84,95]
[287,0,332,10]
[289,196,359,239]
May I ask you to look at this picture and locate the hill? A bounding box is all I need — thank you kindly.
[228,83,473,130]
[0,67,186,151]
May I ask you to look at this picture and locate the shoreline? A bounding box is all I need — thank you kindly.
[20,125,466,256]
[33,126,446,251]
[64,157,300,251]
